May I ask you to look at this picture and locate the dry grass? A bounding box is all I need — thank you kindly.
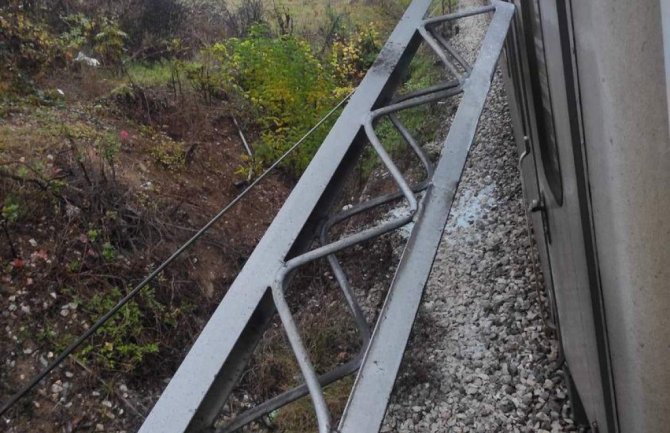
[273,376,355,432]
[229,0,405,37]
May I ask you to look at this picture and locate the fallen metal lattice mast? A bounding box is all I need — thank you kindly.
[139,1,514,432]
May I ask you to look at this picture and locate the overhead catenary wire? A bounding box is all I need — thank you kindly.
[0,89,355,419]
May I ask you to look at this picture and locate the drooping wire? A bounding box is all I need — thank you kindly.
[0,89,355,418]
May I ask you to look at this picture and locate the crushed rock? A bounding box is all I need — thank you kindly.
[380,2,583,432]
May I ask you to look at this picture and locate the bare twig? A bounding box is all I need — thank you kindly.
[72,358,146,419]
[1,220,18,258]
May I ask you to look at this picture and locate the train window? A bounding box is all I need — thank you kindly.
[524,0,564,205]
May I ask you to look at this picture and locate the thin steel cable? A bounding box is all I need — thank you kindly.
[0,89,355,418]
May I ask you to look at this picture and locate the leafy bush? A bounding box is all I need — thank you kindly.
[58,14,127,66]
[330,25,381,85]
[2,197,21,224]
[78,287,160,371]
[199,24,346,176]
[0,6,129,97]
[150,135,186,170]
[0,9,56,93]
[92,17,127,65]
[58,13,96,60]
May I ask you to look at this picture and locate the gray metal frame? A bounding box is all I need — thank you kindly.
[139,2,514,432]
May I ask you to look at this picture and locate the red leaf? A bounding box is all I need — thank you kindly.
[10,258,25,269]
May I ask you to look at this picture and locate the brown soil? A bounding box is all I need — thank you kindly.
[0,73,292,433]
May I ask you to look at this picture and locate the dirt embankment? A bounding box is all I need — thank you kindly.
[0,74,292,433]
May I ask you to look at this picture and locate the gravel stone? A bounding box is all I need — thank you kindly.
[379,1,582,431]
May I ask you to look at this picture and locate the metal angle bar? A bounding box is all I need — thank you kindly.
[318,111,435,345]
[389,113,434,180]
[433,30,473,74]
[422,4,496,26]
[391,78,460,104]
[232,116,253,157]
[338,2,515,432]
[138,2,433,432]
[372,85,464,118]
[419,25,463,79]
[216,356,362,433]
[269,159,416,432]
[271,284,333,433]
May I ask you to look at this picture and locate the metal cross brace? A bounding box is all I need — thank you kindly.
[138,1,514,432]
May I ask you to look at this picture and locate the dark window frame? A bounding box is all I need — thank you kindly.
[522,0,564,206]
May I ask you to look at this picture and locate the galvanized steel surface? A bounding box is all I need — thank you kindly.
[138,2,435,431]
[139,1,514,432]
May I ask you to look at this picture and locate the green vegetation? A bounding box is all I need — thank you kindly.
[1,0,386,178]
[126,62,176,87]
[148,132,187,169]
[122,22,381,176]
[223,25,354,174]
[77,287,159,371]
[2,197,20,223]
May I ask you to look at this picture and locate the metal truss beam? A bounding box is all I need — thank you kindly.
[139,1,514,432]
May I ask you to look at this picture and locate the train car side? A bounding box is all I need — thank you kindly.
[503,1,670,432]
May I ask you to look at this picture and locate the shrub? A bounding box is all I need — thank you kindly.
[0,9,56,93]
[92,17,127,65]
[2,197,21,224]
[58,14,127,66]
[330,25,381,85]
[77,287,160,371]
[202,24,346,176]
[150,135,186,170]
